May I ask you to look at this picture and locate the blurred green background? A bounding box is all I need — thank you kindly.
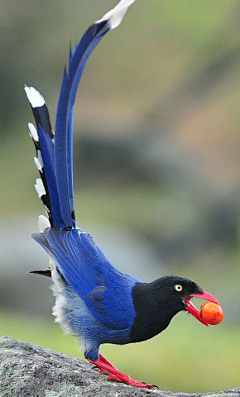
[1,0,240,392]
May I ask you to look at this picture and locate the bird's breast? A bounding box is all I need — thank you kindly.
[130,282,177,343]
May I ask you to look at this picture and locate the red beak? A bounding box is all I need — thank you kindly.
[184,291,220,326]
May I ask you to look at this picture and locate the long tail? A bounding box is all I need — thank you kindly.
[25,0,135,229]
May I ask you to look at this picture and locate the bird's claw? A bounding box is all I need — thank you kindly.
[91,365,100,371]
[99,369,109,375]
[141,381,159,389]
[108,374,154,389]
[89,355,155,389]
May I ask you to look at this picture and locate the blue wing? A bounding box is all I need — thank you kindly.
[33,228,139,329]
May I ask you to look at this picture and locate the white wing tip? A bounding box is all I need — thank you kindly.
[97,0,135,30]
[24,85,45,108]
[38,215,50,232]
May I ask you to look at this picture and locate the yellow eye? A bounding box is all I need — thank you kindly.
[174,284,183,292]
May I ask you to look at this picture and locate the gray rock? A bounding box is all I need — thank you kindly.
[0,336,239,397]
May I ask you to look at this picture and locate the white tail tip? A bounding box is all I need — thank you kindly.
[28,123,39,142]
[34,151,44,171]
[35,178,46,198]
[24,85,45,108]
[97,0,135,30]
[38,215,50,232]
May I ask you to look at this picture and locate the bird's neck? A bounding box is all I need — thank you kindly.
[130,280,179,343]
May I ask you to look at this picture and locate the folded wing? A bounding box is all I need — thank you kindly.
[33,228,138,330]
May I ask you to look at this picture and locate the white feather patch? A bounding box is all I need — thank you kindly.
[35,178,46,198]
[28,123,39,142]
[38,215,50,232]
[50,262,73,334]
[24,85,45,108]
[34,151,44,171]
[49,259,93,351]
[34,157,42,171]
[97,0,135,30]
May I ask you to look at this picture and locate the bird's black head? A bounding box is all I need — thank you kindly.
[130,276,219,343]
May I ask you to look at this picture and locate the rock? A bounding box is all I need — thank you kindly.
[0,336,239,397]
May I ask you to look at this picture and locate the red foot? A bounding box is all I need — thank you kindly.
[88,354,154,389]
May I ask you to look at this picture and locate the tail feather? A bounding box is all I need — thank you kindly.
[54,20,110,228]
[25,0,135,230]
[29,269,51,277]
[25,86,65,227]
[54,0,135,228]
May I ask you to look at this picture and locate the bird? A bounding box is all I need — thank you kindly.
[24,0,221,389]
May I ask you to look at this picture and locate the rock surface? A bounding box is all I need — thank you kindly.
[0,336,239,397]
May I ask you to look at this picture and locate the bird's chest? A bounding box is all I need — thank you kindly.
[130,284,177,343]
[130,306,172,343]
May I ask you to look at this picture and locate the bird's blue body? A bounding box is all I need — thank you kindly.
[33,227,139,360]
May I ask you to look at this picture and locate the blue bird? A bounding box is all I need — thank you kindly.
[24,0,221,389]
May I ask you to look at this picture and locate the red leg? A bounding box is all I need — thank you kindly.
[88,354,155,389]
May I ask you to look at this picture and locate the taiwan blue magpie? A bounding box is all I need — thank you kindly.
[24,0,221,389]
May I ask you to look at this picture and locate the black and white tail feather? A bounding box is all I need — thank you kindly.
[25,0,135,237]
